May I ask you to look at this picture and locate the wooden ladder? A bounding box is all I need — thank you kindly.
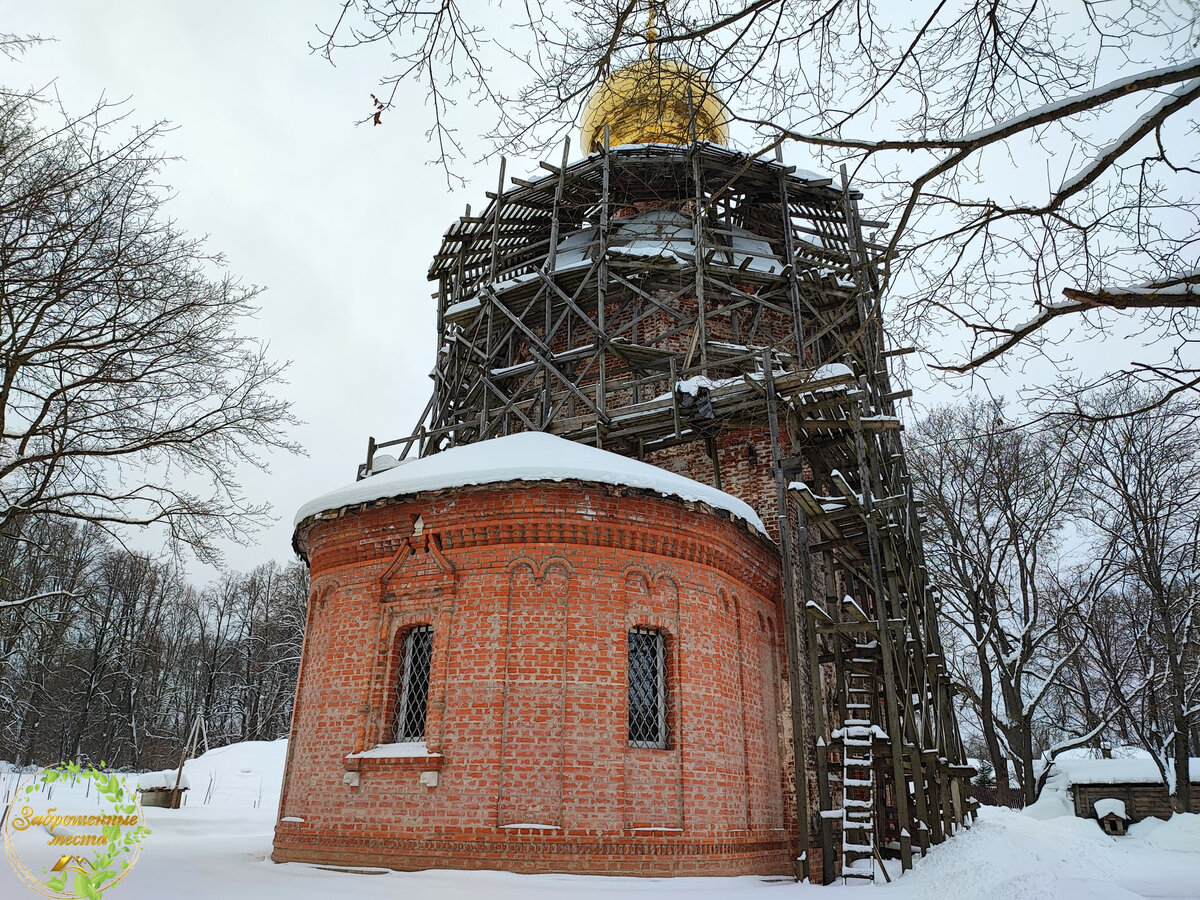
[841,665,877,883]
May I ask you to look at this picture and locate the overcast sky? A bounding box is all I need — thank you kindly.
[3,2,1170,579]
[3,1,857,578]
[2,1,501,576]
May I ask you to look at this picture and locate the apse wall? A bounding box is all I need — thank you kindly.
[273,479,791,876]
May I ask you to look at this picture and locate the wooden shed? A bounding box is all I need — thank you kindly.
[1046,758,1200,825]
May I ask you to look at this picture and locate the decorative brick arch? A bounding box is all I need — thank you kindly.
[311,577,340,608]
[497,555,572,827]
[373,536,458,754]
[275,481,788,876]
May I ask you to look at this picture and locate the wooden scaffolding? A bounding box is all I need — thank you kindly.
[365,139,976,883]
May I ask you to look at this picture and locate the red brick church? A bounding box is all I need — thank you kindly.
[274,41,973,883]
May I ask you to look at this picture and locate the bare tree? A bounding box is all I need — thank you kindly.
[1068,389,1200,812]
[909,399,1092,805]
[0,518,309,767]
[0,518,100,763]
[229,561,308,742]
[0,87,300,584]
[316,1,1199,405]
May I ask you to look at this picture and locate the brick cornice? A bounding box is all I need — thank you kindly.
[299,480,779,599]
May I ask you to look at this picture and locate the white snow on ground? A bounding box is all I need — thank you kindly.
[1128,813,1200,853]
[2,739,1198,899]
[175,740,286,807]
[879,808,1199,900]
[295,431,768,536]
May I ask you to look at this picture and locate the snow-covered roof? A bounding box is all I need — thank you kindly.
[295,432,768,536]
[542,210,786,277]
[137,769,190,791]
[1048,757,1200,787]
[1093,798,1127,820]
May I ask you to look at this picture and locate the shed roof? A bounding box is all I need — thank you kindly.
[1093,798,1128,820]
[1049,757,1200,787]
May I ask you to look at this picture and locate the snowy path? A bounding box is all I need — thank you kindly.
[5,803,1194,899]
[3,740,1196,899]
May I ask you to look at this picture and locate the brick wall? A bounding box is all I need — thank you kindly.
[274,481,795,876]
[645,426,783,541]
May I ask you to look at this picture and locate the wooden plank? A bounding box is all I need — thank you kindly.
[766,355,814,882]
[796,418,902,432]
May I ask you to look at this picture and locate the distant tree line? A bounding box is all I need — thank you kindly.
[0,517,307,770]
[910,389,1200,813]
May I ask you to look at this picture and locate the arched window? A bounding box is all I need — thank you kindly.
[628,627,667,749]
[392,625,433,742]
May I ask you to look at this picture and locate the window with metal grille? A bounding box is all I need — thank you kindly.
[392,625,433,742]
[628,628,667,749]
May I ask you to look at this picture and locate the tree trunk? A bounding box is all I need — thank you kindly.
[1172,731,1192,813]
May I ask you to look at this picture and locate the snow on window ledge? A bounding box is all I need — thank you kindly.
[346,741,442,760]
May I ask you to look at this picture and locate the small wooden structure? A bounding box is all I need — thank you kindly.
[1051,757,1200,826]
[138,714,208,810]
[1074,781,1184,824]
[136,770,189,809]
[1094,799,1129,836]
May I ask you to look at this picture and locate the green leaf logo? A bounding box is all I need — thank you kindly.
[3,762,151,899]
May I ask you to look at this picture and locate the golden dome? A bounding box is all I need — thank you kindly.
[579,58,730,153]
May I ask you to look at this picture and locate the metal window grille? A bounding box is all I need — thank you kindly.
[392,625,433,742]
[628,628,667,749]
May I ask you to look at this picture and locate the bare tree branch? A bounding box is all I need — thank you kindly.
[311,1,1200,413]
[0,89,301,565]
